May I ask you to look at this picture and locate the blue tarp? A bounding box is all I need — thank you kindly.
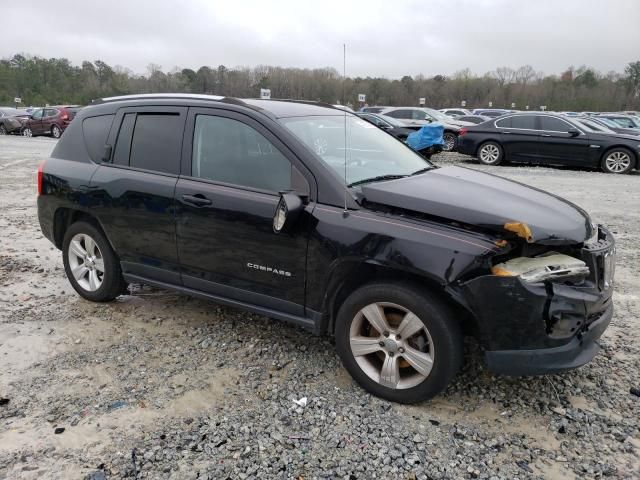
[406,123,445,151]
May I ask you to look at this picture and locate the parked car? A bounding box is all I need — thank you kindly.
[439,108,472,117]
[379,107,474,151]
[37,93,616,403]
[596,114,640,130]
[0,107,30,135]
[454,115,491,125]
[574,116,640,136]
[457,112,640,174]
[356,112,416,141]
[22,105,82,138]
[471,109,512,118]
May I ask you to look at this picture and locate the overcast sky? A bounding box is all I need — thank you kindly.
[2,0,639,78]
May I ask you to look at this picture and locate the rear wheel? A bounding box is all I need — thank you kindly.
[22,128,33,137]
[51,125,62,139]
[335,283,463,403]
[601,148,634,174]
[62,221,126,302]
[443,132,457,152]
[477,141,504,165]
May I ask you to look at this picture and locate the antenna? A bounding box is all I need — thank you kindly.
[342,43,348,216]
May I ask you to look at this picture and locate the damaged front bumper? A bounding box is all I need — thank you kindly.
[461,225,615,376]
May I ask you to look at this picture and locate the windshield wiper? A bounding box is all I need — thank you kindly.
[410,166,435,176]
[348,174,408,187]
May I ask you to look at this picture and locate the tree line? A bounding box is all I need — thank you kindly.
[1,53,639,111]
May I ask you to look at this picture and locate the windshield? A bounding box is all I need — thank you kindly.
[280,115,432,186]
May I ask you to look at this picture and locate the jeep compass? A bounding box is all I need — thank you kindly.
[37,94,615,403]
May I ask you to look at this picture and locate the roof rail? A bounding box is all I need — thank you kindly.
[92,93,227,104]
[251,98,339,110]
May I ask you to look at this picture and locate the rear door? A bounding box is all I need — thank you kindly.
[88,106,187,284]
[495,115,540,162]
[536,116,590,166]
[42,108,59,134]
[174,108,314,314]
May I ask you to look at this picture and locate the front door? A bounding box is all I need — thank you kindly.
[175,108,314,315]
[29,109,44,134]
[536,116,590,166]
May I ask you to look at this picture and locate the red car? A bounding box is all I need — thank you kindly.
[22,106,82,138]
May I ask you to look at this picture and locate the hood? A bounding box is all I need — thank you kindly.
[360,166,592,244]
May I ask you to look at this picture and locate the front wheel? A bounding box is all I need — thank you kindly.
[477,141,504,165]
[601,148,634,174]
[22,128,33,137]
[51,125,62,139]
[442,132,457,152]
[62,221,126,302]
[0,125,7,135]
[335,283,463,403]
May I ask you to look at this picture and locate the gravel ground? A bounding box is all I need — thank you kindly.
[0,135,638,480]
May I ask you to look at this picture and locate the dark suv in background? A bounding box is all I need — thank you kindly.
[37,94,615,403]
[23,105,81,138]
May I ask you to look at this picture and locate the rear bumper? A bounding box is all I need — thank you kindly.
[485,302,612,375]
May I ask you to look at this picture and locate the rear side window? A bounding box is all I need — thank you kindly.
[112,113,183,174]
[510,116,537,129]
[83,114,114,162]
[386,110,411,119]
[495,117,511,128]
[192,114,292,192]
[129,114,182,174]
[113,113,136,166]
[45,109,58,117]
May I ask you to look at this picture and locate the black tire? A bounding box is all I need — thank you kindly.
[62,221,126,302]
[600,147,635,174]
[335,282,463,404]
[477,141,504,165]
[0,124,6,135]
[22,128,33,137]
[443,132,457,152]
[51,125,62,139]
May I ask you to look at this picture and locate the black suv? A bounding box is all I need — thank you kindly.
[37,94,615,403]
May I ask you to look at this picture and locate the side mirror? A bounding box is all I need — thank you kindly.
[379,123,392,130]
[273,193,303,234]
[568,129,580,137]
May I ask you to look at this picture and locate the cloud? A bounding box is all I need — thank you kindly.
[2,0,638,77]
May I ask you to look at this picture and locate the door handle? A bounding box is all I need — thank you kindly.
[541,134,552,137]
[181,194,212,207]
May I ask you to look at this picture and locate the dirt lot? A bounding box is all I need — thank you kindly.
[1,135,638,479]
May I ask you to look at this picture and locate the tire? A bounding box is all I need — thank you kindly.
[0,124,6,135]
[601,148,635,174]
[51,125,62,139]
[443,132,457,152]
[62,221,126,302]
[335,282,463,404]
[477,141,504,165]
[22,127,33,138]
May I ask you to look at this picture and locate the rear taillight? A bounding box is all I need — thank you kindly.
[458,128,468,136]
[37,160,45,195]
[61,113,69,120]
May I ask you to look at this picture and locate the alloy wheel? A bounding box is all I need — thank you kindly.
[349,302,434,390]
[479,144,500,164]
[22,128,32,137]
[443,133,456,151]
[52,126,61,139]
[0,125,6,135]
[67,233,105,292]
[605,151,631,173]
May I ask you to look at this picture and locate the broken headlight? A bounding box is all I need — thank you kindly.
[491,253,590,283]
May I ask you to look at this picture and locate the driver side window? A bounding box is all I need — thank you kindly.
[192,115,294,193]
[32,109,44,119]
